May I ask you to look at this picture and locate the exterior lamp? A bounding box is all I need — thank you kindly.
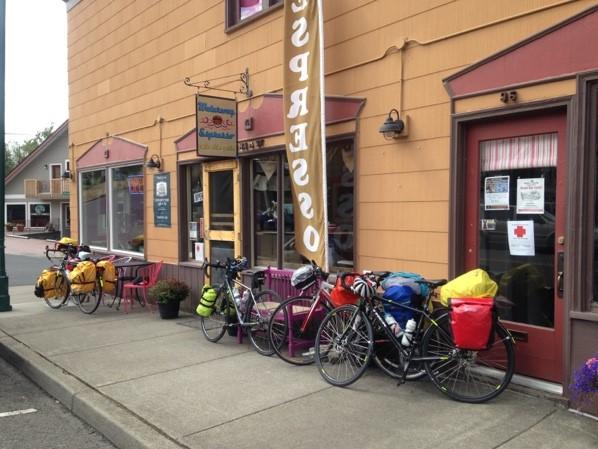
[146,154,162,170]
[379,108,405,140]
[61,170,72,180]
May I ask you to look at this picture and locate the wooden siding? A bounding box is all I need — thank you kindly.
[67,0,598,278]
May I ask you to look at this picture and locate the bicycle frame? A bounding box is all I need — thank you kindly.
[294,282,334,334]
[342,292,451,383]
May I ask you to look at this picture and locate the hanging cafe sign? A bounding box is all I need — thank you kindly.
[195,94,238,158]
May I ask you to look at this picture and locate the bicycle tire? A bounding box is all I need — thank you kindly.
[200,291,229,342]
[43,270,70,309]
[75,280,102,314]
[269,295,330,365]
[422,313,515,403]
[372,337,427,381]
[315,305,373,387]
[246,289,281,356]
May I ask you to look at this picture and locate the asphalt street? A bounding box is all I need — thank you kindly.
[0,357,116,449]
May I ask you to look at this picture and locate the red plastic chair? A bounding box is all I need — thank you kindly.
[120,261,163,313]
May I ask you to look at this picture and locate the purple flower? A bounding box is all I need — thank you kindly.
[570,357,598,406]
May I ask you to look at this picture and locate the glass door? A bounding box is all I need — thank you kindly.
[202,160,241,284]
[464,111,567,383]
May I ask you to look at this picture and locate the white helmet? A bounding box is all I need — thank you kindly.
[351,276,376,299]
[77,251,92,261]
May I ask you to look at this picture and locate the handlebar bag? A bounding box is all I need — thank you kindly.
[330,274,359,307]
[68,261,97,294]
[35,268,68,299]
[96,260,117,294]
[449,297,495,350]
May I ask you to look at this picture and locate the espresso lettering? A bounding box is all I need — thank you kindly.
[287,87,309,118]
[289,52,309,81]
[288,123,308,153]
[291,159,309,186]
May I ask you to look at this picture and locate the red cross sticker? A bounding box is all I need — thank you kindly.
[514,225,527,238]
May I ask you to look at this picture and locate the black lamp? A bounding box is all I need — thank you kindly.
[61,170,72,180]
[146,154,162,169]
[379,108,405,140]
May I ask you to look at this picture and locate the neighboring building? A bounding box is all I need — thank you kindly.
[63,0,598,414]
[5,121,71,237]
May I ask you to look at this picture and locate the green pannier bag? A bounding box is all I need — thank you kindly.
[196,285,218,317]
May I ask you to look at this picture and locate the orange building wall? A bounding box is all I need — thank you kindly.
[66,0,598,276]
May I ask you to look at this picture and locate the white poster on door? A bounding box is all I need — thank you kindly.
[484,176,510,210]
[516,178,544,214]
[194,242,204,262]
[507,220,535,256]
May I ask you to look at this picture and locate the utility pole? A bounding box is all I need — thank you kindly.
[0,0,11,312]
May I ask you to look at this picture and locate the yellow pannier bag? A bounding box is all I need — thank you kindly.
[439,268,498,307]
[96,260,117,294]
[34,268,68,299]
[68,261,97,294]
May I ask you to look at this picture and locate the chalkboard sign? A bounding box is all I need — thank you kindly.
[153,173,171,227]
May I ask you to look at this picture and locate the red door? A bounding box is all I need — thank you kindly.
[464,110,566,383]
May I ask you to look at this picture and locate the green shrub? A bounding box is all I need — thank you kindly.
[148,279,190,304]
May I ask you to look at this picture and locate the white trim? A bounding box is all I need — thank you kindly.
[5,194,26,200]
[49,163,62,180]
[64,159,71,173]
[28,201,51,228]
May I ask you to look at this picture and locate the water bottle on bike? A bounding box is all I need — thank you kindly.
[401,318,416,346]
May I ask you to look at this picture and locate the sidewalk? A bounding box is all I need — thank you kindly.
[1,286,597,449]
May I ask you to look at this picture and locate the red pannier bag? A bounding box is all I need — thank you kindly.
[449,297,495,350]
[330,273,360,308]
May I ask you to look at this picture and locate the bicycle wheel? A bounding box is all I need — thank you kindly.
[422,313,515,403]
[43,271,70,309]
[246,289,281,356]
[200,291,229,343]
[269,295,330,365]
[372,337,427,381]
[75,280,102,314]
[315,305,373,387]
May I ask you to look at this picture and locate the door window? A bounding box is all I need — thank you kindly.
[209,171,234,231]
[478,133,557,328]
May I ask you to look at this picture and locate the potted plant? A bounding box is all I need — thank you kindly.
[148,279,190,319]
[5,223,13,232]
[570,356,598,410]
[15,223,24,232]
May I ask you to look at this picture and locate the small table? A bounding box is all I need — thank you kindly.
[110,260,152,310]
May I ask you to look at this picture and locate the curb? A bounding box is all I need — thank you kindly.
[0,336,185,449]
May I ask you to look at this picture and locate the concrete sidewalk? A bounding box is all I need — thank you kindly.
[1,286,597,449]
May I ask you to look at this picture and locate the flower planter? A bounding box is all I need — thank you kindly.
[15,225,24,232]
[158,301,180,319]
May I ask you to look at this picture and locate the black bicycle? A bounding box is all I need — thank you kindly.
[200,257,282,355]
[314,275,516,403]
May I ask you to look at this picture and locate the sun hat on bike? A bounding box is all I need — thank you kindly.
[291,265,317,290]
[351,276,376,299]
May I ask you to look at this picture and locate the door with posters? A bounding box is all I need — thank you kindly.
[464,110,566,383]
[202,160,241,285]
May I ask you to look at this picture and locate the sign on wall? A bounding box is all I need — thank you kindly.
[196,94,237,158]
[153,173,171,227]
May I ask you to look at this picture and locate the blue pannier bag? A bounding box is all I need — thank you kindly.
[383,284,415,328]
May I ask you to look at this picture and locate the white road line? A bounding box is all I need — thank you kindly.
[0,408,38,418]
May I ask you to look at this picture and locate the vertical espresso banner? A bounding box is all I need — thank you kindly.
[283,0,328,270]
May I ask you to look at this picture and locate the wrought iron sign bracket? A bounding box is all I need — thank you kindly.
[184,68,252,98]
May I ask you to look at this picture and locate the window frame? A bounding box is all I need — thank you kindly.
[78,162,144,256]
[28,202,51,228]
[243,137,356,270]
[225,0,283,31]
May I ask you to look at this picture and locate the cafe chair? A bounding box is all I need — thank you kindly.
[120,261,163,313]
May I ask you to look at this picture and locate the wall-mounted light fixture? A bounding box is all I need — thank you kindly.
[379,108,406,140]
[61,170,73,180]
[146,154,162,170]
